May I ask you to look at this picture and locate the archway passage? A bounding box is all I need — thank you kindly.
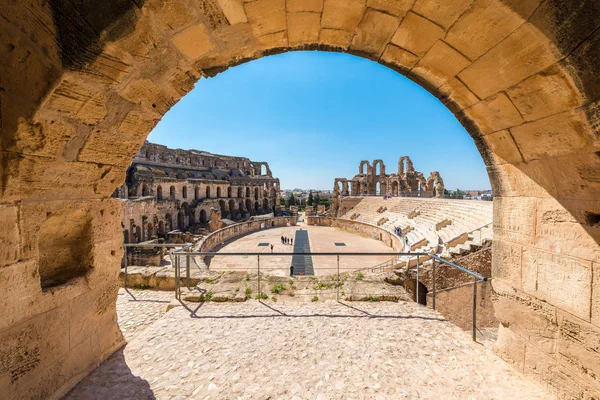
[2,2,600,399]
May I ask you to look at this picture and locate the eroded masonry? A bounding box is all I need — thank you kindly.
[116,142,280,243]
[333,157,444,198]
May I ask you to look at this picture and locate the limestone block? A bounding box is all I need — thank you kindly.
[120,79,178,117]
[459,23,560,99]
[556,310,600,391]
[255,30,288,48]
[81,50,132,86]
[321,0,365,32]
[319,28,352,49]
[287,12,320,47]
[494,323,526,372]
[529,0,600,56]
[527,341,600,398]
[491,240,522,289]
[0,261,41,331]
[350,9,399,57]
[486,160,558,198]
[510,110,590,161]
[465,93,523,134]
[492,278,558,323]
[593,263,600,328]
[149,0,195,33]
[172,24,216,60]
[8,118,78,159]
[493,196,537,245]
[217,0,248,24]
[366,0,412,16]
[507,64,584,122]
[445,0,525,60]
[412,0,473,29]
[481,130,523,165]
[45,79,107,125]
[287,0,323,12]
[411,41,470,89]
[380,44,419,72]
[547,152,600,201]
[0,205,20,267]
[522,247,592,320]
[565,27,600,103]
[390,12,444,57]
[494,295,558,355]
[113,11,163,58]
[0,305,71,395]
[534,197,600,264]
[1,154,108,200]
[437,78,479,112]
[212,22,256,52]
[245,0,286,37]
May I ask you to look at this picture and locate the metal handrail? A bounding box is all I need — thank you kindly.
[124,245,487,341]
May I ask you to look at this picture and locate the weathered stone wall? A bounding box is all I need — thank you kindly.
[307,216,402,251]
[1,0,600,398]
[427,280,497,331]
[199,216,297,253]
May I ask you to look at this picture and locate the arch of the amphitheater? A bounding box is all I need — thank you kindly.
[1,0,599,398]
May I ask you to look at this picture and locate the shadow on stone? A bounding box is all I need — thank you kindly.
[64,348,155,400]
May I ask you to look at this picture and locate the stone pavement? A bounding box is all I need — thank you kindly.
[66,289,553,400]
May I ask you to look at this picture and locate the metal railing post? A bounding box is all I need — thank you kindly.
[123,249,136,300]
[174,251,179,300]
[432,259,436,310]
[186,252,191,290]
[337,255,340,301]
[416,255,420,305]
[472,276,477,342]
[257,255,261,300]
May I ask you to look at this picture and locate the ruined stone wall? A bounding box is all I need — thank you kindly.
[199,216,297,253]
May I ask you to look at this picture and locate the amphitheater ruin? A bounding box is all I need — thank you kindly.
[117,141,280,244]
[333,156,445,197]
[1,0,599,399]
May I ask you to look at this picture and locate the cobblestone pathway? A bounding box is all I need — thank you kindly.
[67,290,553,400]
[116,288,173,341]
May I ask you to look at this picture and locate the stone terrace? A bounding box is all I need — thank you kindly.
[66,290,554,400]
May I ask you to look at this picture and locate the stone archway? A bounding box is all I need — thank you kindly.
[2,1,600,398]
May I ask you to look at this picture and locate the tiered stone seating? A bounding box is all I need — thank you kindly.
[339,197,493,257]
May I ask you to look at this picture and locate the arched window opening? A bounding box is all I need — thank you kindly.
[170,186,176,200]
[195,186,200,200]
[217,187,222,197]
[246,187,250,197]
[206,186,211,198]
[199,209,208,223]
[182,186,187,198]
[227,187,232,198]
[156,185,163,200]
[141,184,150,196]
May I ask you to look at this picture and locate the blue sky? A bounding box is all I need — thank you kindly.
[148,51,490,191]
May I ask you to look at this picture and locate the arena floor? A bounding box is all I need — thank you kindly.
[207,224,395,276]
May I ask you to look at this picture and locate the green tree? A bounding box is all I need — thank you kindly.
[288,193,296,206]
[307,191,313,206]
[314,192,320,207]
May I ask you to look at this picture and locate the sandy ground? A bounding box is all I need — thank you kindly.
[208,225,395,277]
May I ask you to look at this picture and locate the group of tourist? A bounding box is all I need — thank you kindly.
[280,236,294,246]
